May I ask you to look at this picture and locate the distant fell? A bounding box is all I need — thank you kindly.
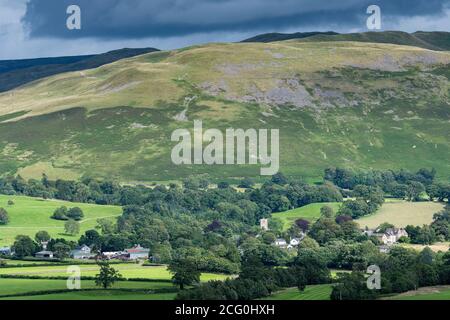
[243,31,450,51]
[242,31,339,43]
[0,47,159,93]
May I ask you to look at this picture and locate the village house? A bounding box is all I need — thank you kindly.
[378,228,408,245]
[364,228,409,246]
[290,234,306,247]
[70,245,95,260]
[35,251,54,259]
[125,245,150,260]
[273,234,306,250]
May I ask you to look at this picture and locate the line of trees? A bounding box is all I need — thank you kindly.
[403,205,450,245]
[331,247,450,300]
[175,248,330,300]
[325,167,449,202]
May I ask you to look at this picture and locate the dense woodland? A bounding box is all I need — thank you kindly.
[0,167,449,299]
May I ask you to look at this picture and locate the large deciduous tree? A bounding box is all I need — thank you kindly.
[168,257,201,290]
[95,260,122,289]
[0,208,9,225]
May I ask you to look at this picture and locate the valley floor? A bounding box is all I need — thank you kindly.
[0,263,230,300]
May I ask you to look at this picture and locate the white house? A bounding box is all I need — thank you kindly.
[379,233,397,245]
[70,245,95,260]
[290,233,306,247]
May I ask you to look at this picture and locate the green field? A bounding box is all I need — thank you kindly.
[0,195,122,246]
[0,278,172,297]
[273,203,341,230]
[261,285,332,300]
[401,242,450,253]
[0,263,230,282]
[387,286,450,300]
[1,290,177,300]
[357,201,445,229]
[0,259,59,266]
[0,263,230,300]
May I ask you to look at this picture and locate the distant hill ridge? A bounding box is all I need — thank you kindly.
[241,31,339,43]
[2,31,449,93]
[0,47,159,93]
[242,31,450,51]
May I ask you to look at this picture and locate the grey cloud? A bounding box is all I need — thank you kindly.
[21,0,450,39]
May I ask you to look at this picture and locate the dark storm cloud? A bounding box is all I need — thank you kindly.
[22,0,450,39]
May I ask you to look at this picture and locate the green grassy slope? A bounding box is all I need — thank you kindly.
[393,290,450,300]
[0,41,449,182]
[273,202,341,230]
[261,285,332,300]
[411,32,450,50]
[0,195,122,246]
[386,286,450,300]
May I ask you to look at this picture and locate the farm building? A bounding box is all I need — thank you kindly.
[35,251,54,259]
[102,251,124,260]
[102,251,131,260]
[70,245,95,260]
[125,245,150,260]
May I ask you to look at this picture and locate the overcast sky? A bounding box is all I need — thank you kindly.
[1,0,449,60]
